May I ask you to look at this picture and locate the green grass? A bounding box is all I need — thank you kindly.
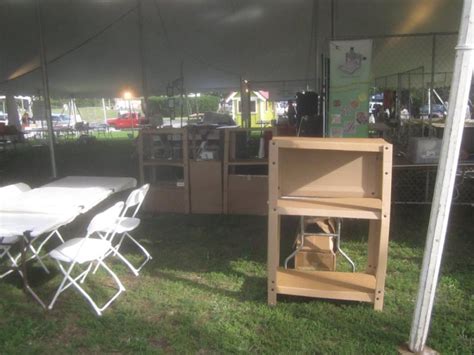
[0,142,473,353]
[52,107,117,124]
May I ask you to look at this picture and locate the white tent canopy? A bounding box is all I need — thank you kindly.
[0,0,465,99]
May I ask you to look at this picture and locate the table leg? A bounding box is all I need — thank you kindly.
[20,232,46,309]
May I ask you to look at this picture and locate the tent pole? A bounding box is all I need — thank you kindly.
[240,78,251,128]
[407,0,474,352]
[180,61,184,128]
[314,0,319,93]
[137,0,149,118]
[102,98,107,124]
[35,0,57,178]
[330,0,335,39]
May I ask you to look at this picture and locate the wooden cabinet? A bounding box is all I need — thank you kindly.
[138,128,190,213]
[267,137,392,310]
[223,128,274,215]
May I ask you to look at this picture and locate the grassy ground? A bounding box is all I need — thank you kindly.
[52,106,191,126]
[0,140,473,354]
[52,107,117,124]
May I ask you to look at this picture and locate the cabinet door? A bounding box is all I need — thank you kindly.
[190,161,222,214]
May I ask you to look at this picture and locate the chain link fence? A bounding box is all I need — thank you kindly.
[393,163,474,206]
[366,33,474,206]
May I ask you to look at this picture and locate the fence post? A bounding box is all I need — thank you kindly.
[428,34,437,137]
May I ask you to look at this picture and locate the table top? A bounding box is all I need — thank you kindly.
[0,212,77,238]
[0,176,137,238]
[43,176,137,193]
[1,176,137,214]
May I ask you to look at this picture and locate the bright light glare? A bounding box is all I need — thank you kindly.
[123,91,133,100]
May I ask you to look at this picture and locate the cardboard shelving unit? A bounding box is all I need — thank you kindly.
[187,126,224,214]
[138,128,190,213]
[223,127,275,215]
[267,137,392,310]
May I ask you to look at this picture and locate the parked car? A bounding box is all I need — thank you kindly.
[419,104,447,120]
[30,114,73,129]
[107,112,149,129]
[52,114,72,128]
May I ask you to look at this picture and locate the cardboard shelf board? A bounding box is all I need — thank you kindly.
[272,137,386,152]
[143,160,185,167]
[276,268,376,302]
[276,197,382,219]
[227,159,268,166]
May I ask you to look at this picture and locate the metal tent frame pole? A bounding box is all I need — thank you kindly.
[102,98,107,124]
[408,0,474,352]
[35,0,57,178]
[137,0,149,118]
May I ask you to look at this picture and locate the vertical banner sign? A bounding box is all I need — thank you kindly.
[329,39,372,137]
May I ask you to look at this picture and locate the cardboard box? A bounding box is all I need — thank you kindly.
[298,234,334,252]
[295,234,336,271]
[295,250,336,271]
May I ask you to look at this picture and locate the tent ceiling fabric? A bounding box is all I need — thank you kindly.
[0,0,464,98]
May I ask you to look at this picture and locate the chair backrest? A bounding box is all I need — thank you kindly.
[87,201,125,238]
[123,184,150,218]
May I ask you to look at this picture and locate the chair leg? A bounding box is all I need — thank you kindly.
[110,246,139,277]
[0,247,15,279]
[49,261,74,311]
[112,232,152,275]
[79,262,94,284]
[50,259,125,316]
[114,234,126,256]
[92,249,113,275]
[0,269,15,279]
[124,232,152,273]
[95,259,126,312]
[25,242,50,274]
[36,230,64,254]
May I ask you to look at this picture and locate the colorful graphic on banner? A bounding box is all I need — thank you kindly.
[328,40,372,137]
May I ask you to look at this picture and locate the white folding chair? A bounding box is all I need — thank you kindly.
[48,202,126,316]
[94,184,151,276]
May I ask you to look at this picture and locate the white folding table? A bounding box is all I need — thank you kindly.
[42,176,137,192]
[0,176,137,307]
[1,176,137,214]
[0,212,79,307]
